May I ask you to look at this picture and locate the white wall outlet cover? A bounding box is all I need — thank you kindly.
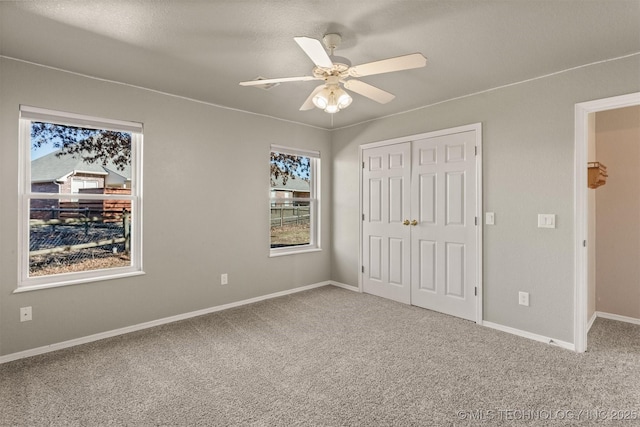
[518,292,530,306]
[221,273,228,285]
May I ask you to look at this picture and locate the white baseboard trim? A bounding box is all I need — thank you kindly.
[0,281,335,365]
[595,311,640,326]
[587,312,598,332]
[483,321,575,352]
[329,281,360,292]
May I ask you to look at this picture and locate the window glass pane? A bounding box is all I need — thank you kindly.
[31,122,131,189]
[270,151,313,249]
[29,199,132,277]
[270,201,310,248]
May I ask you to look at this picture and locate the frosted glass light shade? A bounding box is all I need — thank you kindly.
[312,85,352,114]
[312,87,331,109]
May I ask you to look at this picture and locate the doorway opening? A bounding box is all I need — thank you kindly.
[574,92,640,353]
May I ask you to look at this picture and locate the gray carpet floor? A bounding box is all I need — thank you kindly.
[1,285,639,426]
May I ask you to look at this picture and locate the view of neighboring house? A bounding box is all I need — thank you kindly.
[269,175,310,206]
[30,149,131,219]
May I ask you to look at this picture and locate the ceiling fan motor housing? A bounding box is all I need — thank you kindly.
[313,63,350,79]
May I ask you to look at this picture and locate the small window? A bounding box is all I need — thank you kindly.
[18,106,143,291]
[70,178,100,202]
[270,146,320,256]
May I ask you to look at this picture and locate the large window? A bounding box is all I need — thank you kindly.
[270,145,320,256]
[18,106,143,291]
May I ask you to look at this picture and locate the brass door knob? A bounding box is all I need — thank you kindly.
[403,219,410,226]
[410,220,418,226]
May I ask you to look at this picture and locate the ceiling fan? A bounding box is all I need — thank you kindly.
[239,34,427,114]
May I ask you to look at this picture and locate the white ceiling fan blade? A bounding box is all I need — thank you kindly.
[239,75,318,86]
[300,85,326,111]
[344,80,395,104]
[294,36,333,68]
[348,53,427,77]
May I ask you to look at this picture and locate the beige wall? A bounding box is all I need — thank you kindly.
[0,57,332,356]
[595,105,640,319]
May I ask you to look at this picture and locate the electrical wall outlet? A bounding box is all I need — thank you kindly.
[20,306,32,322]
[221,273,228,285]
[519,292,530,307]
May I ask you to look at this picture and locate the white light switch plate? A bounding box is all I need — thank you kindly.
[485,212,495,225]
[538,214,556,228]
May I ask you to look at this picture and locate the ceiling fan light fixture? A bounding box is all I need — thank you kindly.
[313,85,352,114]
[240,35,428,115]
[336,89,353,109]
[324,104,339,114]
[312,87,331,109]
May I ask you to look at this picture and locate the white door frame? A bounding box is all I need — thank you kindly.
[358,123,483,324]
[574,92,640,353]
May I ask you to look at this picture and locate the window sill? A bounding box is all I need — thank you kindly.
[269,247,322,258]
[14,270,145,293]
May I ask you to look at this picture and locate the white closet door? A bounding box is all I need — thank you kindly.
[362,143,412,304]
[410,131,477,321]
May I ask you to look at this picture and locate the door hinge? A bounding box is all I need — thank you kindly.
[362,161,365,169]
[475,287,478,296]
[583,240,587,247]
[475,216,478,226]
[475,146,478,156]
[362,213,365,221]
[362,266,365,273]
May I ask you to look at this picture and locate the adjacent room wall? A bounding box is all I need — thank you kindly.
[331,55,640,343]
[0,57,332,357]
[595,105,640,319]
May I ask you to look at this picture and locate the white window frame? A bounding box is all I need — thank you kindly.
[269,145,321,257]
[16,106,144,292]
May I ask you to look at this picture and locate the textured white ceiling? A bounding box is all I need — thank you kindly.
[1,0,639,129]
